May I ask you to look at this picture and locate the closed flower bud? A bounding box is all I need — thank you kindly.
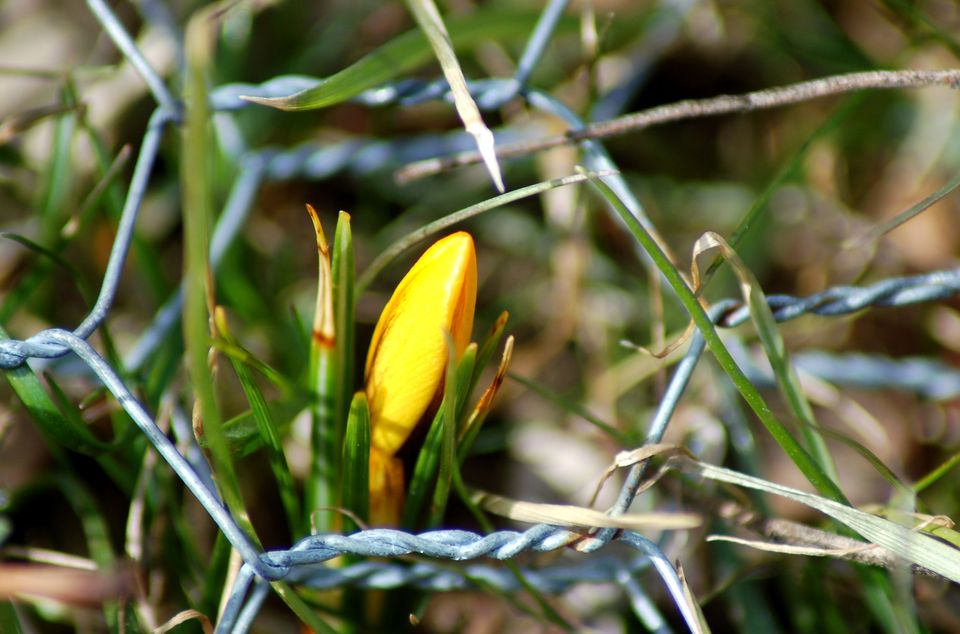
[365,231,477,457]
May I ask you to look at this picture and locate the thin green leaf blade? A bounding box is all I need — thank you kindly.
[1,326,113,456]
[217,310,302,538]
[428,332,460,526]
[341,392,371,533]
[242,11,565,111]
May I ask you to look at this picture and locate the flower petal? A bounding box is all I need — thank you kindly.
[365,232,476,456]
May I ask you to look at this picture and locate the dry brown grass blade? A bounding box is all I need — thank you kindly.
[0,563,136,605]
[471,488,700,531]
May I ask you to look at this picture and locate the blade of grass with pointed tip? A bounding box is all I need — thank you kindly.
[914,451,960,493]
[341,392,370,533]
[404,0,503,190]
[38,85,76,241]
[216,309,302,539]
[241,10,566,111]
[848,170,960,249]
[211,339,296,396]
[458,336,513,460]
[692,232,839,484]
[306,204,336,528]
[465,311,508,407]
[401,404,444,529]
[312,210,356,531]
[584,173,847,504]
[331,212,355,444]
[0,233,93,302]
[213,399,303,457]
[62,144,131,240]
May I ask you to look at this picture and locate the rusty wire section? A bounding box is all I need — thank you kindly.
[3,1,960,632]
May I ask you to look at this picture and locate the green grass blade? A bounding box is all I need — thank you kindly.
[215,398,304,457]
[0,325,114,455]
[38,87,76,241]
[0,602,23,634]
[0,233,93,302]
[453,343,477,424]
[216,309,302,539]
[212,339,296,395]
[185,9,330,631]
[584,173,847,503]
[403,347,476,528]
[402,406,444,529]
[341,392,370,533]
[331,212,355,455]
[428,333,460,526]
[183,6,248,529]
[913,451,960,493]
[242,10,569,111]
[694,233,839,483]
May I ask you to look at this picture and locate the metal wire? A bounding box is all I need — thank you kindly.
[5,1,960,632]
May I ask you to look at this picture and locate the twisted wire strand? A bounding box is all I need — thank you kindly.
[719,269,960,326]
[289,553,651,592]
[217,527,690,633]
[229,552,658,634]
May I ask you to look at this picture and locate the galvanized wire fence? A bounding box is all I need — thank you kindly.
[3,1,960,631]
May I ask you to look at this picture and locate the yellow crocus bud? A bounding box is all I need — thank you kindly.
[365,231,477,457]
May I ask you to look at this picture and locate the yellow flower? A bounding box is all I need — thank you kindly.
[364,231,476,526]
[364,231,477,456]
